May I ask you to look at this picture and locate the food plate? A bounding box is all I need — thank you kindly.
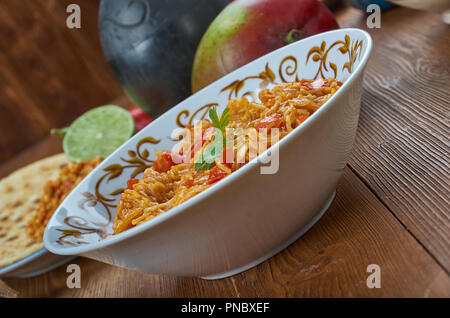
[0,154,77,278]
[44,28,373,279]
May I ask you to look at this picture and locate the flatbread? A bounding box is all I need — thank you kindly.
[0,154,69,268]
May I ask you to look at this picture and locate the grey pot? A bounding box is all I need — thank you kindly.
[99,0,230,116]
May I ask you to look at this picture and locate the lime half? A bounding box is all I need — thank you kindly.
[63,105,134,162]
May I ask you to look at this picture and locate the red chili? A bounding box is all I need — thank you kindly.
[129,107,153,132]
[127,179,140,190]
[219,145,234,169]
[298,114,310,123]
[153,152,175,173]
[207,166,228,184]
[183,179,194,187]
[255,113,283,130]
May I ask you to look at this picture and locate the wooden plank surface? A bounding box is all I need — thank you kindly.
[0,0,122,163]
[337,7,450,271]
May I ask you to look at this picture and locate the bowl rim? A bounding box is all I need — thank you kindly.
[44,28,373,255]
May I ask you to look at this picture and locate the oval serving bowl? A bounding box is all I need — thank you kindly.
[44,28,372,279]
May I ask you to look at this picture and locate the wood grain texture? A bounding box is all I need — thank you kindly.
[3,167,449,297]
[336,7,450,270]
[231,168,450,297]
[0,0,122,163]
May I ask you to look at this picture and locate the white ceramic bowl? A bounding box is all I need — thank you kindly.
[44,28,373,279]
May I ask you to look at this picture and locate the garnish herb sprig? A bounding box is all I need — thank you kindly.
[195,107,230,170]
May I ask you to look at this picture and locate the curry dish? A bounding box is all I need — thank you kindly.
[112,79,342,234]
[27,157,103,239]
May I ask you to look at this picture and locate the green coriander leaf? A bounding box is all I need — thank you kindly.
[220,108,230,129]
[209,107,221,129]
[195,107,230,171]
[195,161,204,170]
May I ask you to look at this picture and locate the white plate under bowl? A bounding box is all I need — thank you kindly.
[44,28,373,279]
[0,248,74,279]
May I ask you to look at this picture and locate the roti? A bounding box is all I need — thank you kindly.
[0,154,69,268]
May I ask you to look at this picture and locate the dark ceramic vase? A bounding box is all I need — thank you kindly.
[99,0,230,117]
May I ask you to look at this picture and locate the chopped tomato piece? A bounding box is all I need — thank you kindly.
[127,179,140,190]
[311,79,326,89]
[300,79,327,89]
[129,107,153,132]
[219,145,234,169]
[153,152,175,173]
[255,113,283,130]
[65,180,74,188]
[260,94,274,104]
[183,179,194,187]
[298,114,309,123]
[191,139,204,159]
[171,152,186,164]
[337,81,343,86]
[299,80,313,89]
[202,127,215,141]
[207,166,228,184]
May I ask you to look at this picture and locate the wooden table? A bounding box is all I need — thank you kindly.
[1,6,449,297]
[0,0,121,163]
